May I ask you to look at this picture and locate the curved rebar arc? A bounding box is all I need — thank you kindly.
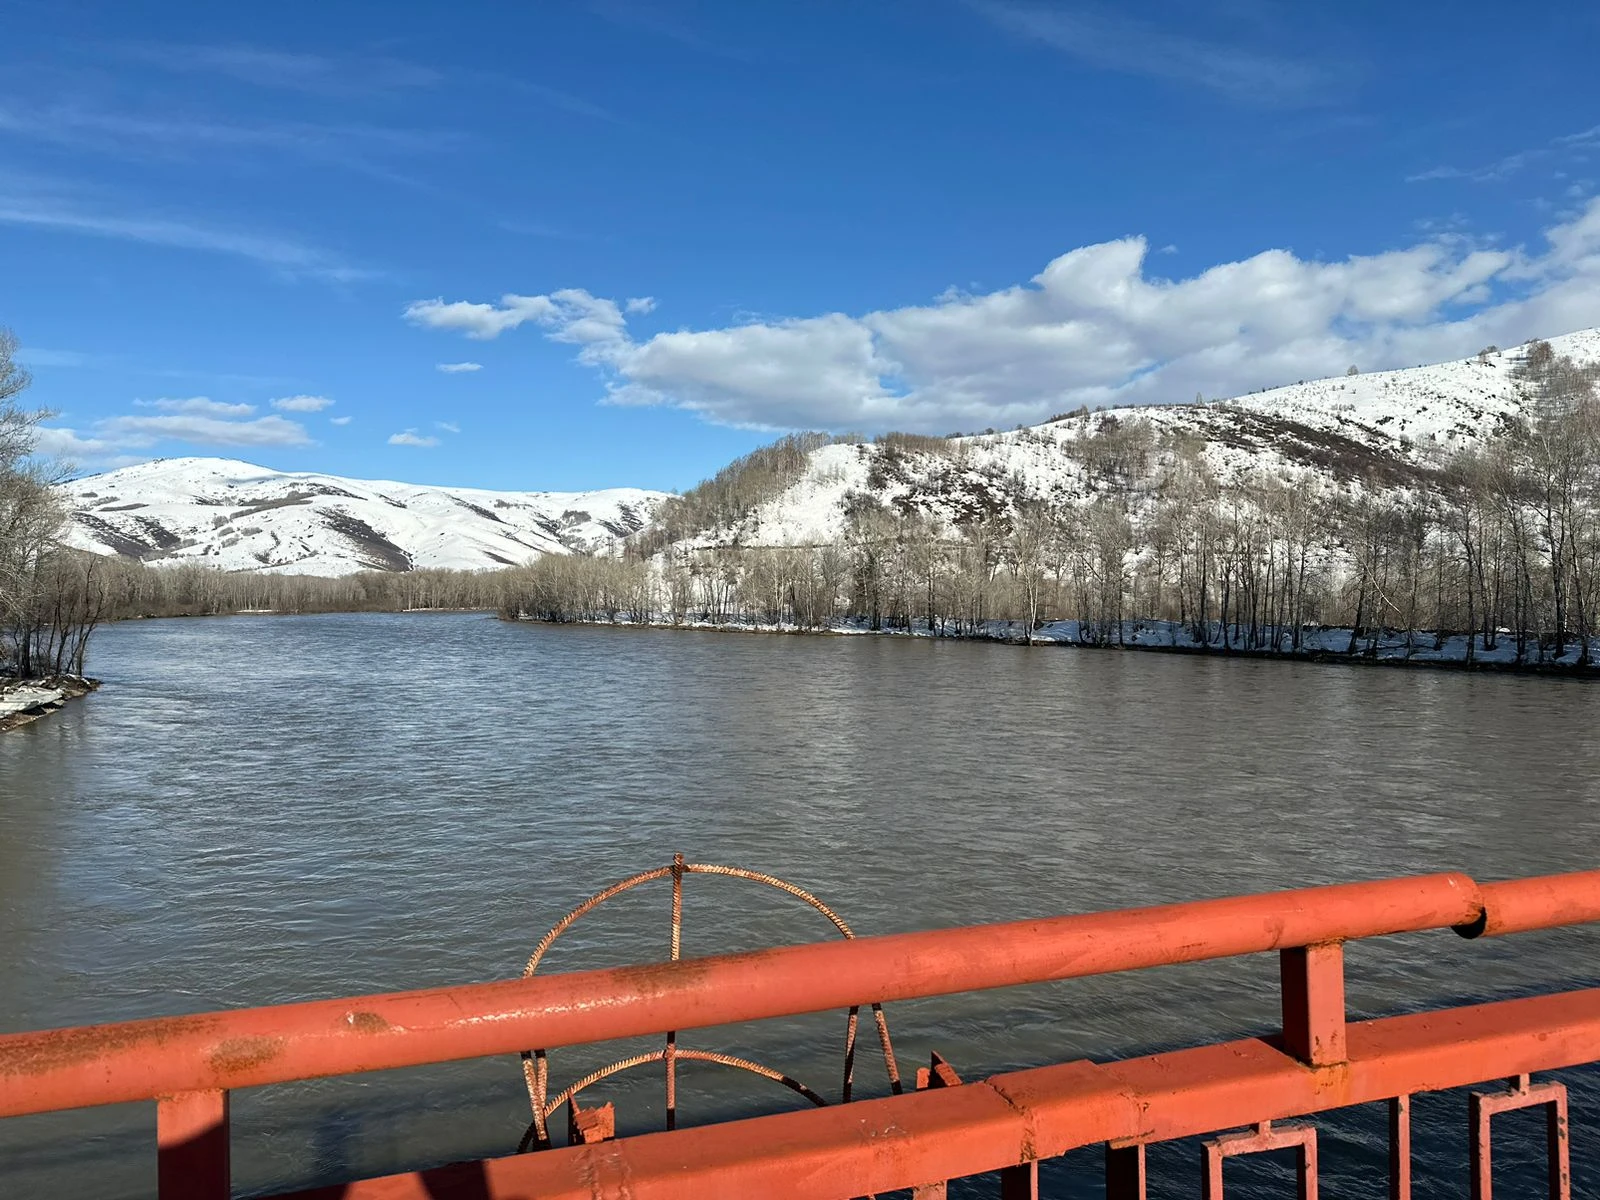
[518,858,903,1147]
[522,866,676,979]
[519,864,675,1147]
[516,1047,830,1153]
[680,863,858,937]
[548,1047,832,1119]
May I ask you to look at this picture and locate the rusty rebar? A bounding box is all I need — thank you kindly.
[518,856,903,1146]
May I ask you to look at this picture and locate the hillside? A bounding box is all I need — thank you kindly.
[60,458,670,575]
[653,329,1600,550]
[57,329,1600,581]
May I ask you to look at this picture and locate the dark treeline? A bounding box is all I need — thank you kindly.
[91,558,507,618]
[502,341,1600,667]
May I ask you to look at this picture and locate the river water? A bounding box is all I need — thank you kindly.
[2,612,1599,1198]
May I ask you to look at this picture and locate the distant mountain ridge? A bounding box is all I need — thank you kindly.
[60,458,670,575]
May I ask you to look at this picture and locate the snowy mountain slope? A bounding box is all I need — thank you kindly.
[659,329,1600,550]
[60,458,671,575]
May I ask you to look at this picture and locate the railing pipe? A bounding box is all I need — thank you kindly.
[1456,870,1600,938]
[272,986,1600,1200]
[0,873,1481,1117]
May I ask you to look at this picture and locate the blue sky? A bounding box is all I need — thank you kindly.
[4,1,1600,492]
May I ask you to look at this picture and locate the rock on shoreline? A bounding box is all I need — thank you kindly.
[0,676,100,731]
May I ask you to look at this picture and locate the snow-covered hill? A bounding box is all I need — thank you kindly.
[60,458,670,575]
[655,329,1600,550]
[60,330,1600,575]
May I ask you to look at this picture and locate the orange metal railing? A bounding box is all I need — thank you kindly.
[1,869,1597,1199]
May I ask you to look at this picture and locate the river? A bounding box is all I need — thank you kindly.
[3,612,1599,1197]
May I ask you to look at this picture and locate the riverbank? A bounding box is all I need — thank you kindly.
[502,612,1600,677]
[0,676,100,731]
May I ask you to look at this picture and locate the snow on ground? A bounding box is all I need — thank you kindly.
[60,457,672,575]
[517,612,1588,669]
[0,683,65,719]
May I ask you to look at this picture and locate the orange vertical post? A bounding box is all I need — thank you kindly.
[1389,1095,1411,1200]
[911,1053,962,1199]
[1201,1121,1318,1200]
[1280,943,1346,1065]
[157,1088,229,1200]
[1470,1076,1569,1200]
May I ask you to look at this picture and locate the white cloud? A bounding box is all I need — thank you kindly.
[405,293,553,339]
[402,197,1600,435]
[435,421,461,434]
[99,413,312,447]
[436,361,483,373]
[329,415,353,425]
[33,426,127,461]
[625,296,657,314]
[270,394,334,412]
[388,428,439,447]
[35,399,313,468]
[133,396,256,416]
[404,289,629,358]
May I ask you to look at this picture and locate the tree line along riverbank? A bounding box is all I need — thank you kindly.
[499,339,1600,673]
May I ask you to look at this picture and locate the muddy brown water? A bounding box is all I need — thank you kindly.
[2,612,1599,1197]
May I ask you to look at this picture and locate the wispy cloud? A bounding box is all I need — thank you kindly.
[479,74,624,124]
[586,0,752,61]
[14,347,90,368]
[0,102,461,160]
[435,420,461,434]
[0,176,374,282]
[435,361,483,373]
[1409,123,1600,185]
[971,2,1338,105]
[109,42,441,97]
[497,219,594,240]
[329,415,353,426]
[270,394,334,412]
[388,428,439,447]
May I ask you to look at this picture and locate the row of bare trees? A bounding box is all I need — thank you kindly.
[92,558,508,618]
[1,329,109,679]
[501,342,1600,666]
